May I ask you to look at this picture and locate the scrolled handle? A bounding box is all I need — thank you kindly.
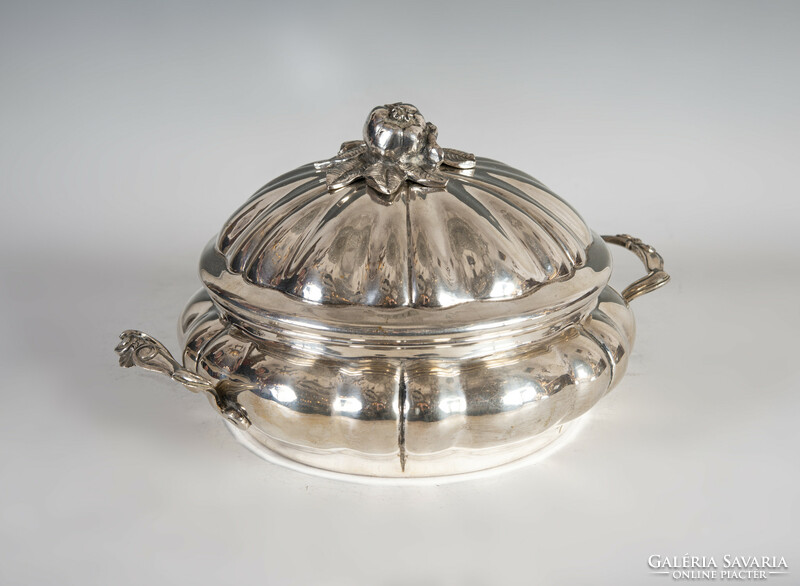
[115,330,251,429]
[601,234,670,302]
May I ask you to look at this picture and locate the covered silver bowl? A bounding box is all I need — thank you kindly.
[116,103,669,478]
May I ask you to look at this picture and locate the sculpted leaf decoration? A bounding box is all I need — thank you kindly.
[315,103,475,197]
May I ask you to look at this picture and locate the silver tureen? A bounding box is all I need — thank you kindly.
[116,103,669,478]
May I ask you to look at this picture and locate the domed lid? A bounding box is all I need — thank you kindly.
[200,103,612,340]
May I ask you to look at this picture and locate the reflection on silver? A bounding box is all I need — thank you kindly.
[116,103,670,478]
[316,103,475,196]
[115,330,252,430]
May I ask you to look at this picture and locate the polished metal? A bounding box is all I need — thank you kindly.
[116,103,670,478]
[601,234,670,302]
[115,330,251,429]
[317,103,475,196]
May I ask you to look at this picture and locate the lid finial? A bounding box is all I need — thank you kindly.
[318,102,476,197]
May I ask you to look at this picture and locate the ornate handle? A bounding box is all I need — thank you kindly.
[115,330,251,429]
[601,234,670,302]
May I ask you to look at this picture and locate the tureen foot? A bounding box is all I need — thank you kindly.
[115,330,251,429]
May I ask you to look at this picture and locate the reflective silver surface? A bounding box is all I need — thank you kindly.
[319,102,476,195]
[116,103,669,478]
[211,159,596,312]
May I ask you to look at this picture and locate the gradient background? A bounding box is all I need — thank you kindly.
[1,1,798,584]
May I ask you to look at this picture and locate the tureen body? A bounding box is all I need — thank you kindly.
[117,103,668,478]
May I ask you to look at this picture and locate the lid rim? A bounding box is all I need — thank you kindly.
[199,233,612,346]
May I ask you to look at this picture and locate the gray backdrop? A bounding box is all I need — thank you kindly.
[1,1,798,584]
